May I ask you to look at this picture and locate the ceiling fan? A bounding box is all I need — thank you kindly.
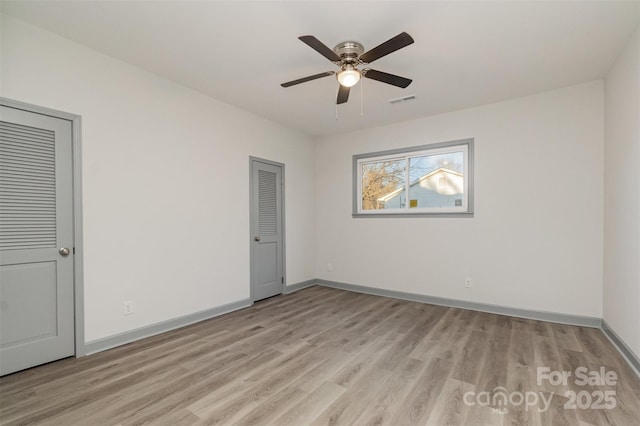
[281,32,415,105]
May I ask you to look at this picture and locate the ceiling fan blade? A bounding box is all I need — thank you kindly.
[299,35,341,62]
[359,32,414,64]
[363,69,412,88]
[337,85,350,104]
[281,71,335,88]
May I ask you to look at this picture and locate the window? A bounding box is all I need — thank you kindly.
[353,138,474,217]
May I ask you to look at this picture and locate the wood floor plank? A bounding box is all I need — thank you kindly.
[76,348,252,425]
[350,356,425,425]
[449,329,491,385]
[294,329,395,394]
[1,286,639,426]
[112,349,283,426]
[327,329,403,389]
[463,398,507,426]
[271,381,345,426]
[475,337,510,393]
[550,323,583,353]
[558,348,612,426]
[538,392,580,426]
[228,385,308,426]
[425,377,475,426]
[532,334,571,395]
[407,307,463,361]
[504,365,543,426]
[392,355,455,425]
[509,323,536,368]
[185,343,317,419]
[309,365,393,426]
[42,366,193,426]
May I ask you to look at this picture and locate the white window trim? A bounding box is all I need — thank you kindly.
[353,138,474,218]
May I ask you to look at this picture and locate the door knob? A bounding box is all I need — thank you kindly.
[254,236,261,242]
[59,247,71,256]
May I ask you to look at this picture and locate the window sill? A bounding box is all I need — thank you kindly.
[352,212,474,218]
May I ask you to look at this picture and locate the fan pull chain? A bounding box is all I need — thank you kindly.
[335,84,339,121]
[360,77,364,116]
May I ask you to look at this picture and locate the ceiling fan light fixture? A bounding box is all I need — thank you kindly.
[337,65,361,87]
[282,33,414,105]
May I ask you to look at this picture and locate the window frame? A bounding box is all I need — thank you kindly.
[352,138,474,218]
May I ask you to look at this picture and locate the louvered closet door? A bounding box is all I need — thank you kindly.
[0,105,74,376]
[251,160,283,301]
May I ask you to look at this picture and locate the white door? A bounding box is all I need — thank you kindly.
[250,159,284,301]
[0,105,75,376]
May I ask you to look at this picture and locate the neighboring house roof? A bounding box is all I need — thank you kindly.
[377,168,463,202]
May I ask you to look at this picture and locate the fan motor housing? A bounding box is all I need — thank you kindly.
[334,41,364,63]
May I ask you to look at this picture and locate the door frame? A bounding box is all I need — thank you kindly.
[249,156,286,302]
[1,97,86,357]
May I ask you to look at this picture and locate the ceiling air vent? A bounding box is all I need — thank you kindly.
[388,94,416,104]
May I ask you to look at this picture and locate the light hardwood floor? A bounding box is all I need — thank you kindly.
[1,286,639,426]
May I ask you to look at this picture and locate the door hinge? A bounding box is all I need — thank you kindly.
[281,277,284,284]
[73,247,76,254]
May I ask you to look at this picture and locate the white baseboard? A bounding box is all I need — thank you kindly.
[316,279,601,327]
[83,298,252,355]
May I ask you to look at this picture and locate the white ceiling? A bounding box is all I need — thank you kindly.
[1,1,638,137]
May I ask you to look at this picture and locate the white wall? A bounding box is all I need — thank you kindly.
[604,25,640,358]
[0,15,316,343]
[315,82,604,317]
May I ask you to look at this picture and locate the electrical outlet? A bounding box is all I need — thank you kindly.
[465,278,472,288]
[327,263,333,272]
[123,300,133,316]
